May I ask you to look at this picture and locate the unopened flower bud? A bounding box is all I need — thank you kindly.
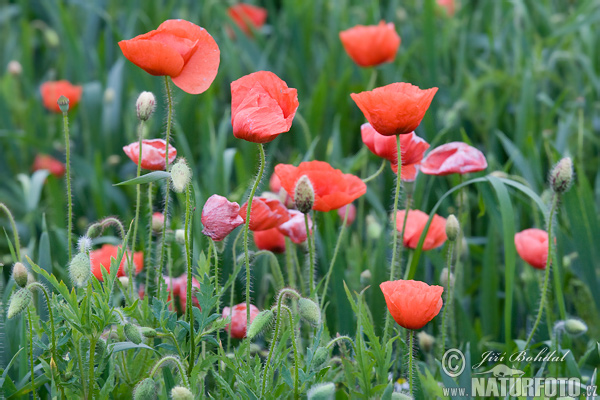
[360,269,372,287]
[549,157,573,194]
[391,393,412,400]
[136,91,156,121]
[445,214,460,242]
[7,288,32,319]
[564,318,587,337]
[307,382,335,400]
[366,215,382,240]
[57,95,69,113]
[118,276,129,288]
[133,378,157,400]
[298,298,321,327]
[440,267,455,290]
[95,338,106,358]
[140,327,157,338]
[175,229,185,244]
[294,175,314,214]
[170,159,192,193]
[312,346,329,368]
[151,212,164,232]
[170,386,193,400]
[69,252,91,287]
[12,262,28,287]
[7,60,22,76]
[417,331,435,352]
[247,309,274,339]
[124,323,142,344]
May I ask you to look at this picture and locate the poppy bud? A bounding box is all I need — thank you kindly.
[417,331,435,352]
[175,229,186,244]
[170,386,193,400]
[445,214,460,242]
[7,60,22,76]
[360,269,372,287]
[170,159,192,193]
[391,393,412,400]
[549,157,573,194]
[564,318,588,337]
[69,252,91,287]
[247,309,274,339]
[95,338,106,358]
[294,175,315,214]
[140,327,157,338]
[298,298,321,326]
[133,378,157,400]
[124,323,142,344]
[77,236,93,254]
[119,276,129,288]
[151,212,164,233]
[7,288,32,319]
[57,95,69,113]
[104,88,115,104]
[12,262,28,288]
[366,215,382,239]
[440,267,455,290]
[136,91,156,121]
[307,382,335,400]
[312,346,329,369]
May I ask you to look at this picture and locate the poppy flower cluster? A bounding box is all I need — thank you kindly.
[123,139,178,171]
[40,80,82,113]
[32,154,66,178]
[222,303,260,339]
[380,280,443,330]
[90,244,143,281]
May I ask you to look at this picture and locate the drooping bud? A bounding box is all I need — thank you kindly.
[7,60,22,76]
[247,309,274,339]
[564,318,588,337]
[298,298,321,326]
[440,267,455,290]
[151,212,164,233]
[57,95,69,113]
[417,331,435,353]
[133,378,157,400]
[294,175,314,214]
[312,346,329,369]
[136,91,156,121]
[549,157,573,194]
[170,159,192,193]
[124,323,142,344]
[307,382,335,400]
[7,288,32,319]
[170,386,193,400]
[445,214,460,242]
[140,327,157,338]
[360,269,372,287]
[69,252,91,287]
[12,262,28,287]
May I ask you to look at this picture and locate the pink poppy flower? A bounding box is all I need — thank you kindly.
[514,229,549,270]
[201,194,244,241]
[420,142,487,176]
[122,139,177,171]
[222,303,260,339]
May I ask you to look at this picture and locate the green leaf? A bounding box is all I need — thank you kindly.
[113,171,171,186]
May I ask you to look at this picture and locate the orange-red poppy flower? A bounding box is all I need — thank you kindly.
[201,194,244,241]
[40,80,82,113]
[361,123,430,181]
[119,19,220,94]
[231,71,299,143]
[420,142,487,176]
[223,303,260,339]
[278,210,312,243]
[90,244,143,281]
[514,228,548,270]
[339,21,401,67]
[123,139,177,171]
[337,203,356,225]
[254,228,286,253]
[396,209,447,250]
[380,279,443,330]
[228,3,267,36]
[32,154,65,178]
[274,161,367,212]
[269,173,294,207]
[239,197,290,231]
[351,82,438,136]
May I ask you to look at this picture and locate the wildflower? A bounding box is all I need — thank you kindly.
[136,91,156,121]
[275,161,367,212]
[514,228,548,269]
[339,21,400,67]
[40,80,82,113]
[420,142,487,176]
[201,195,244,241]
[175,274,201,310]
[437,0,456,16]
[239,197,289,231]
[119,19,220,94]
[231,71,299,143]
[90,244,143,280]
[222,303,260,339]
[12,262,28,288]
[7,60,22,76]
[32,154,66,178]
[563,318,588,337]
[122,139,177,171]
[380,280,443,329]
[549,157,573,194]
[294,175,315,214]
[228,3,267,36]
[253,228,286,253]
[278,209,312,243]
[396,209,447,250]
[337,203,356,225]
[169,158,192,193]
[351,82,437,136]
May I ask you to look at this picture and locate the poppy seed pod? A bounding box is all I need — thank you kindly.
[298,298,321,326]
[7,288,32,319]
[170,386,194,400]
[445,214,460,242]
[124,323,142,344]
[294,175,315,214]
[136,91,156,121]
[57,95,69,113]
[12,262,28,288]
[549,157,573,194]
[69,252,91,287]
[133,378,157,400]
[170,159,192,193]
[564,318,588,337]
[247,309,274,339]
[307,382,335,400]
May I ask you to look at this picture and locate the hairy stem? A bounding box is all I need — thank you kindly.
[62,110,73,260]
[362,159,386,183]
[184,185,194,378]
[320,205,349,307]
[0,203,21,261]
[149,356,190,388]
[409,329,415,397]
[305,212,315,297]
[130,119,145,298]
[27,307,36,399]
[439,241,455,358]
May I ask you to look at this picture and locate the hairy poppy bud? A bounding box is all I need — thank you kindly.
[77,236,93,254]
[247,309,274,339]
[440,267,455,290]
[136,91,156,121]
[549,157,573,194]
[69,252,91,287]
[445,214,459,242]
[7,60,22,76]
[151,212,164,233]
[57,95,69,113]
[140,327,157,338]
[170,159,192,193]
[124,323,142,344]
[7,288,32,319]
[294,175,314,214]
[95,338,106,358]
[170,386,193,400]
[175,229,186,244]
[12,262,28,288]
[360,269,372,287]
[564,318,587,337]
[391,393,412,400]
[417,331,435,352]
[118,276,129,288]
[312,346,329,369]
[298,298,321,326]
[307,382,335,400]
[366,215,382,240]
[133,378,157,400]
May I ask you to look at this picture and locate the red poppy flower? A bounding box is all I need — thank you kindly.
[122,139,177,171]
[175,274,201,309]
[40,80,83,113]
[339,21,401,67]
[337,203,356,225]
[239,197,290,231]
[278,210,312,243]
[269,173,294,207]
[118,19,220,94]
[254,228,286,253]
[420,142,487,176]
[351,82,438,136]
[514,228,548,270]
[231,71,299,143]
[228,3,267,36]
[201,194,244,241]
[90,244,143,281]
[396,209,447,250]
[380,280,443,330]
[32,154,65,178]
[274,161,367,212]
[222,303,260,339]
[361,123,430,181]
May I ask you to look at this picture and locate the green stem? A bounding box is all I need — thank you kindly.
[253,250,284,290]
[27,307,35,399]
[210,238,221,345]
[28,283,56,362]
[76,336,87,397]
[0,203,21,261]
[62,110,73,260]
[145,182,154,299]
[399,195,411,279]
[326,335,357,353]
[361,159,386,183]
[408,330,414,397]
[320,205,349,307]
[284,238,295,288]
[184,185,194,378]
[244,143,265,361]
[88,336,96,399]
[149,356,190,388]
[282,306,299,400]
[439,241,455,358]
[130,119,145,298]
[305,212,315,297]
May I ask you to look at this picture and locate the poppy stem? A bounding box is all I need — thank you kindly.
[282,306,300,399]
[210,238,220,345]
[130,119,145,298]
[145,182,154,298]
[320,205,349,307]
[27,307,36,400]
[524,194,558,349]
[305,212,316,297]
[439,240,455,358]
[62,109,73,260]
[361,159,386,183]
[408,329,415,397]
[244,143,265,361]
[184,184,194,378]
[0,203,21,261]
[27,282,57,373]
